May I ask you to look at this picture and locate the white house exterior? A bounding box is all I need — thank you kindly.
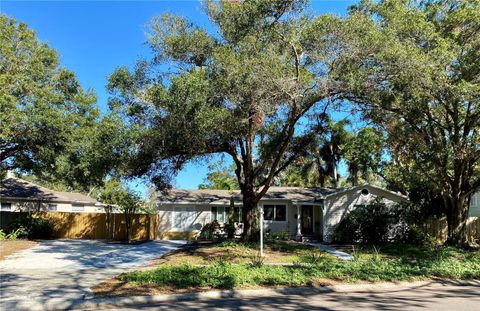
[157,184,408,241]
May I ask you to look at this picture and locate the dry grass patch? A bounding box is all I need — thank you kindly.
[145,240,324,267]
[0,239,37,260]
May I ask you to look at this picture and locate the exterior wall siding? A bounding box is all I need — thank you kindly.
[158,201,323,239]
[0,199,104,213]
[158,204,212,239]
[323,186,405,242]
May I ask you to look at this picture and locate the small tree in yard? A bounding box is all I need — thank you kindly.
[100,179,142,242]
[108,0,342,240]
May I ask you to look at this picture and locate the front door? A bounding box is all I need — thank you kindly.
[301,205,313,235]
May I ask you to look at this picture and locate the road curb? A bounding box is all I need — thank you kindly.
[68,279,480,310]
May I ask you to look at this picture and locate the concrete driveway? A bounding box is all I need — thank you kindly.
[0,239,185,310]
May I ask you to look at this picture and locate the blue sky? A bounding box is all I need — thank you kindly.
[1,0,356,193]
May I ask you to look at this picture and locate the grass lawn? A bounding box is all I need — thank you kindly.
[92,241,480,297]
[0,239,37,260]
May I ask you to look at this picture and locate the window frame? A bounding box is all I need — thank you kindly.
[211,206,242,223]
[47,203,58,211]
[172,206,197,231]
[0,202,12,211]
[262,204,288,223]
[469,192,480,217]
[71,204,85,212]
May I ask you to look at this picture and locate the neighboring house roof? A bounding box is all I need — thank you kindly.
[0,177,99,204]
[160,186,341,205]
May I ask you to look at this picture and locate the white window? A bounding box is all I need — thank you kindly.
[1,202,12,211]
[211,206,242,223]
[72,204,84,212]
[172,207,197,231]
[263,205,286,222]
[470,192,480,217]
[47,204,57,211]
[211,206,226,223]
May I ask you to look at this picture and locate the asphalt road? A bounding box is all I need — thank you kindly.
[103,281,480,311]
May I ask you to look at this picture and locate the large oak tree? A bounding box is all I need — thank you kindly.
[329,0,480,245]
[108,0,340,238]
[0,15,125,191]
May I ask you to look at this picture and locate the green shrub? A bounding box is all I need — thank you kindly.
[199,220,221,240]
[332,201,439,246]
[9,216,53,239]
[332,201,393,244]
[0,229,6,240]
[266,231,290,241]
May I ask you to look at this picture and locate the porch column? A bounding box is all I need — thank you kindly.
[296,204,301,236]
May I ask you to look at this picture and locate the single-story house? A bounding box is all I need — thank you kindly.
[157,184,409,241]
[0,176,105,213]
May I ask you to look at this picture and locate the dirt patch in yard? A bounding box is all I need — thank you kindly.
[144,240,321,266]
[91,240,331,297]
[0,240,37,260]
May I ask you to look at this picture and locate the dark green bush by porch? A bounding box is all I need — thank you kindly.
[332,201,436,245]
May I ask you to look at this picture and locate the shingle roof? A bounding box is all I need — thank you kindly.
[159,186,340,204]
[0,177,98,204]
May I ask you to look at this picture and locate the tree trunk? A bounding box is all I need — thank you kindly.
[241,185,258,241]
[332,163,338,188]
[444,195,469,246]
[352,169,358,186]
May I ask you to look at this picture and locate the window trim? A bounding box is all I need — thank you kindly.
[261,204,288,223]
[211,206,242,223]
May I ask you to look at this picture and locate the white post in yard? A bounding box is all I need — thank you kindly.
[296,203,302,237]
[259,204,264,257]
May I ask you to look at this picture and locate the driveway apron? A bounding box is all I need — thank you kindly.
[0,239,185,310]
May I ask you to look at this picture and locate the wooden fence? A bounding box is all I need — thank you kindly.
[422,216,480,243]
[0,211,160,241]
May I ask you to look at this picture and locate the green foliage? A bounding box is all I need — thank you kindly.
[122,245,480,289]
[332,200,440,246]
[344,128,385,186]
[0,15,125,191]
[99,179,143,241]
[108,0,342,238]
[249,254,265,267]
[265,231,290,241]
[0,229,5,240]
[199,220,222,240]
[329,0,480,243]
[332,201,394,244]
[9,216,53,239]
[280,122,385,188]
[198,160,239,190]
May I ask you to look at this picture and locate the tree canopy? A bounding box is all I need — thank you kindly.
[108,0,342,238]
[330,0,480,244]
[198,160,239,190]
[0,15,126,191]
